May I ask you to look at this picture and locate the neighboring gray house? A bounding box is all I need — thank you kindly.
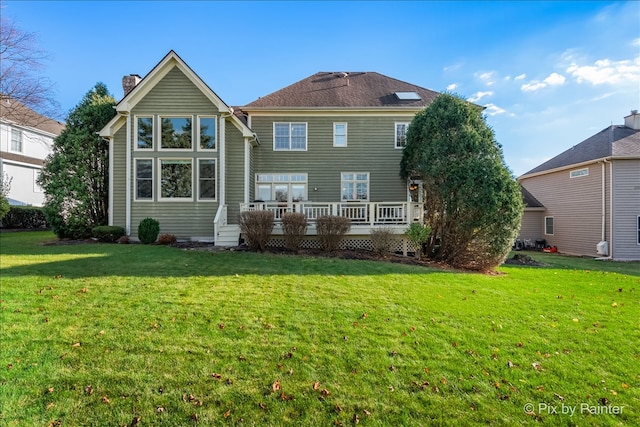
[0,98,64,206]
[99,51,438,249]
[518,111,640,260]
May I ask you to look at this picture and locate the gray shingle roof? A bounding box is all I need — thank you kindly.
[522,125,640,176]
[521,185,544,208]
[243,72,440,109]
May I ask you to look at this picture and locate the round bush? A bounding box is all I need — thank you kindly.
[138,218,160,244]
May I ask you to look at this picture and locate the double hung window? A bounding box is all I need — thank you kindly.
[274,123,307,150]
[10,129,22,152]
[395,122,409,148]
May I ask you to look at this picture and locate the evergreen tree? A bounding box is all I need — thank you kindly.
[401,93,522,271]
[38,83,116,238]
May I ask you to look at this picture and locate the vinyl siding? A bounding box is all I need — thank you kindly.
[518,210,545,241]
[225,124,245,225]
[250,115,410,202]
[126,66,222,240]
[612,159,640,260]
[520,161,609,256]
[111,126,127,228]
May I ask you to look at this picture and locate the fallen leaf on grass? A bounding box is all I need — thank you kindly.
[312,381,321,390]
[335,404,343,413]
[554,393,564,401]
[532,362,543,371]
[72,342,81,348]
[190,413,198,421]
[272,380,281,392]
[363,409,371,416]
[46,402,55,410]
[258,402,267,410]
[46,387,54,394]
[353,413,360,424]
[156,407,165,413]
[130,416,141,426]
[101,395,110,404]
[223,409,231,418]
[320,388,331,397]
[280,391,293,401]
[211,373,222,379]
[622,383,630,389]
[440,377,448,385]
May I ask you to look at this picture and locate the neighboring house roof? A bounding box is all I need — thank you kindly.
[521,125,640,177]
[0,97,65,135]
[243,71,440,109]
[521,186,544,208]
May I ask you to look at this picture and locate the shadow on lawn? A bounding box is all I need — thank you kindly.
[0,233,448,279]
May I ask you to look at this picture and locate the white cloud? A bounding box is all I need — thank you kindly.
[543,72,566,86]
[446,83,458,91]
[484,103,506,116]
[521,81,546,92]
[632,38,640,47]
[468,91,494,102]
[566,57,640,85]
[514,74,526,81]
[477,71,496,86]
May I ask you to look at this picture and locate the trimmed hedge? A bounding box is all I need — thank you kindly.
[92,225,126,243]
[1,206,48,229]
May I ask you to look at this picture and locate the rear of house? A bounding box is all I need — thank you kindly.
[518,111,640,260]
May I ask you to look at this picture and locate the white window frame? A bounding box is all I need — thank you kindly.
[10,129,23,153]
[255,173,308,202]
[333,122,347,147]
[197,158,217,201]
[134,158,154,201]
[197,115,217,151]
[273,122,308,151]
[570,168,589,178]
[545,216,554,236]
[158,158,194,201]
[637,215,640,246]
[159,116,193,151]
[395,122,410,149]
[341,172,370,201]
[134,116,154,151]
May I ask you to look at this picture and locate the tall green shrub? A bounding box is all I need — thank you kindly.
[138,218,160,244]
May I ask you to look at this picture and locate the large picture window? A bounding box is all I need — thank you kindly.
[341,172,369,201]
[395,122,409,149]
[256,173,307,202]
[135,159,153,200]
[136,117,154,150]
[198,159,216,200]
[160,117,192,150]
[160,159,192,199]
[198,116,216,150]
[274,123,307,150]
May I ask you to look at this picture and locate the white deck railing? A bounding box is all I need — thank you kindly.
[239,201,423,226]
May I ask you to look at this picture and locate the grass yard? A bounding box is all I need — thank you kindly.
[0,231,638,426]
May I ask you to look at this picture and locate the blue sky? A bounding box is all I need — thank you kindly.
[3,1,639,176]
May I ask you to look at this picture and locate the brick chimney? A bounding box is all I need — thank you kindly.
[624,110,640,130]
[122,74,142,96]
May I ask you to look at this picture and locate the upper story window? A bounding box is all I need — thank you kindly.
[341,172,369,201]
[136,116,154,150]
[570,168,589,178]
[395,123,409,149]
[160,117,192,150]
[274,123,307,151]
[10,129,23,152]
[333,122,347,147]
[198,116,216,150]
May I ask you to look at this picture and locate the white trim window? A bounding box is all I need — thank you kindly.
[159,159,193,200]
[545,216,554,236]
[333,122,347,147]
[135,116,154,150]
[341,172,369,201]
[197,159,216,201]
[160,116,193,150]
[274,123,307,151]
[10,129,23,152]
[637,215,640,245]
[135,159,154,200]
[255,173,307,202]
[570,168,589,178]
[395,122,409,149]
[198,116,217,151]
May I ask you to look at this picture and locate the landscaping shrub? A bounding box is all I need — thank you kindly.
[92,225,125,243]
[370,227,396,255]
[316,215,350,252]
[405,222,431,258]
[238,210,274,251]
[118,235,130,244]
[158,234,177,245]
[281,212,307,251]
[138,218,160,244]
[1,206,48,229]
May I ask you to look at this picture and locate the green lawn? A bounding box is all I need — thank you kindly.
[1,231,638,426]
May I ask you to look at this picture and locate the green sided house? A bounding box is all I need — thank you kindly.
[99,50,440,249]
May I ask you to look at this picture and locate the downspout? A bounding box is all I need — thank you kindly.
[597,159,612,259]
[608,160,613,259]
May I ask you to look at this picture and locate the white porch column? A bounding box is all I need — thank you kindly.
[219,115,226,205]
[125,113,131,234]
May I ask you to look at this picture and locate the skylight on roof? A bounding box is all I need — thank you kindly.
[395,91,421,101]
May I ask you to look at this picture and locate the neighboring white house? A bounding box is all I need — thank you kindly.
[0,98,64,206]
